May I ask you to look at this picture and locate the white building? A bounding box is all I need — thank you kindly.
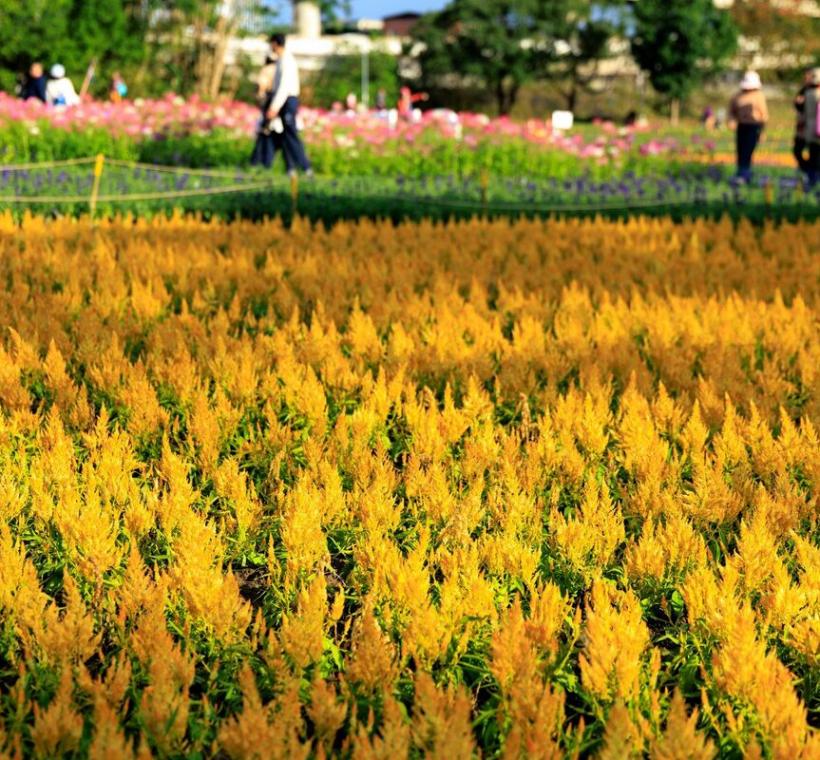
[224,1,403,80]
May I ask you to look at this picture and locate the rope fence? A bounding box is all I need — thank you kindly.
[0,155,816,217]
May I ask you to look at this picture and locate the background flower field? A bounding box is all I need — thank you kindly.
[0,94,802,179]
[1,213,820,757]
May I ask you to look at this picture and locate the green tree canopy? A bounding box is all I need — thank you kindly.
[555,1,628,113]
[630,0,738,114]
[413,0,575,115]
[730,0,820,73]
[309,50,399,109]
[0,0,73,91]
[0,0,153,94]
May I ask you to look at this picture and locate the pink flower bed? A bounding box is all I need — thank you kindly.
[0,92,259,138]
[0,92,711,160]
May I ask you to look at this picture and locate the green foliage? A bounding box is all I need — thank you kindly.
[730,0,820,71]
[0,0,350,99]
[0,0,73,92]
[0,0,150,96]
[308,51,399,109]
[554,1,628,112]
[0,121,138,163]
[413,0,574,115]
[630,0,738,105]
[67,0,143,91]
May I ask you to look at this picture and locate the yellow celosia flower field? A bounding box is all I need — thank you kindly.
[1,211,820,758]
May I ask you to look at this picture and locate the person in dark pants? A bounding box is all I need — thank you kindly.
[728,71,768,183]
[802,68,820,188]
[793,68,813,174]
[267,34,312,177]
[20,62,47,103]
[250,114,284,168]
[250,55,284,169]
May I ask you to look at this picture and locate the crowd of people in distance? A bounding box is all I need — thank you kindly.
[728,67,820,187]
[20,63,80,107]
[18,62,127,108]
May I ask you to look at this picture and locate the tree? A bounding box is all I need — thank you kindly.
[413,0,573,116]
[68,0,147,93]
[630,0,738,122]
[0,0,74,92]
[555,1,628,113]
[310,50,399,109]
[729,0,820,74]
[140,0,271,98]
[0,0,152,96]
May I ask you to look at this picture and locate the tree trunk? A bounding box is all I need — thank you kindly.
[566,82,578,113]
[670,98,681,126]
[207,10,236,100]
[508,82,520,116]
[496,79,508,116]
[193,17,210,97]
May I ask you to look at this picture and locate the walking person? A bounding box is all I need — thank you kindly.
[728,71,768,183]
[266,34,312,177]
[792,68,814,174]
[251,55,284,169]
[802,68,820,188]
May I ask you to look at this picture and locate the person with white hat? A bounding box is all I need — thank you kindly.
[45,64,80,107]
[728,71,768,182]
[802,67,820,187]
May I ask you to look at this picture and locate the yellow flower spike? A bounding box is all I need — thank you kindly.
[551,478,625,580]
[88,699,139,760]
[213,458,262,538]
[279,574,330,670]
[346,601,398,695]
[308,677,347,751]
[329,587,345,624]
[579,580,650,703]
[410,672,476,759]
[651,691,714,760]
[30,668,83,759]
[30,575,101,667]
[598,702,645,760]
[217,666,309,760]
[348,696,412,760]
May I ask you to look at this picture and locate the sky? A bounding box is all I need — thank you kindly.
[268,0,446,22]
[349,0,445,18]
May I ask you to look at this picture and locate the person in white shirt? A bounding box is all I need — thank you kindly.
[46,64,80,107]
[266,34,312,176]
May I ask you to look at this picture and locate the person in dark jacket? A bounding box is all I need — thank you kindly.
[250,55,285,169]
[793,67,814,174]
[802,68,820,188]
[20,62,47,103]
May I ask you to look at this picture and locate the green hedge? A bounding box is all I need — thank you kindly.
[0,121,139,163]
[136,129,684,180]
[6,187,818,227]
[0,120,704,181]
